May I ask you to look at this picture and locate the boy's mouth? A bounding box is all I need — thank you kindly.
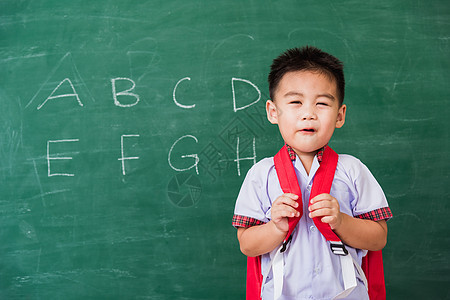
[301,128,316,133]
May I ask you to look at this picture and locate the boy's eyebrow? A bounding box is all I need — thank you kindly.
[284,91,304,97]
[317,93,336,101]
[283,91,336,101]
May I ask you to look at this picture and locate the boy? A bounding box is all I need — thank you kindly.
[232,46,392,299]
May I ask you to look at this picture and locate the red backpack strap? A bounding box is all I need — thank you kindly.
[246,256,262,300]
[309,147,339,242]
[362,250,386,300]
[245,145,304,299]
[273,145,303,246]
[274,145,341,248]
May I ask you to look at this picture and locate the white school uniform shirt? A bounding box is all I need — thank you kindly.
[233,153,390,300]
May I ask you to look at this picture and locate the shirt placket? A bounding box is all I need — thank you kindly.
[305,176,324,291]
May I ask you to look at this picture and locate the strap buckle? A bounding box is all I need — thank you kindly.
[330,241,348,256]
[280,235,293,253]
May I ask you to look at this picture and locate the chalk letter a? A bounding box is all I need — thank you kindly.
[37,78,84,110]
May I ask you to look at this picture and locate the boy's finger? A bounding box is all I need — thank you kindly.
[275,195,299,208]
[309,201,339,215]
[319,215,335,225]
[286,207,301,217]
[309,193,332,204]
[284,193,299,200]
[309,207,333,218]
[309,199,331,211]
[273,205,301,218]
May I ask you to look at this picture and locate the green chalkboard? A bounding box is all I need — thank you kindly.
[1,1,449,299]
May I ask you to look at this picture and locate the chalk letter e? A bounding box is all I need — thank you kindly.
[47,139,79,177]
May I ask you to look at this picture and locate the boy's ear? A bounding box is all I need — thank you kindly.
[266,100,278,124]
[336,104,346,128]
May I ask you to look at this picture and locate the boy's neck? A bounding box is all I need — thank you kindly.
[294,150,319,175]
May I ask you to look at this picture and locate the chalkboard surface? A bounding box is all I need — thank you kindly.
[1,1,449,299]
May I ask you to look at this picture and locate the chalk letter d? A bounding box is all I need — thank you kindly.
[231,78,261,112]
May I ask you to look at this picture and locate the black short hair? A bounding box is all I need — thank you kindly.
[268,46,345,105]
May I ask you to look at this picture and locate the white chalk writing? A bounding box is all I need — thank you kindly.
[37,78,84,110]
[231,78,261,112]
[168,135,199,174]
[118,134,140,175]
[173,77,195,109]
[47,139,80,177]
[111,78,140,107]
[234,137,256,176]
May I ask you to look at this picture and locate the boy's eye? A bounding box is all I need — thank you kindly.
[317,102,329,106]
[289,101,301,105]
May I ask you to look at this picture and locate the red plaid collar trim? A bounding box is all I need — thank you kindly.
[285,144,327,163]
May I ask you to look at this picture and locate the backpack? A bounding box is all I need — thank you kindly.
[245,145,385,299]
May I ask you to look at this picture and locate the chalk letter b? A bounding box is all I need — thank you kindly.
[111,77,140,107]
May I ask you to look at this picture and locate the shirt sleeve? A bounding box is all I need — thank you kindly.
[232,215,266,228]
[340,155,393,221]
[232,158,274,228]
[355,207,393,221]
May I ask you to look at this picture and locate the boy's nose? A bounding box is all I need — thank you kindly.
[302,113,315,120]
[301,106,316,120]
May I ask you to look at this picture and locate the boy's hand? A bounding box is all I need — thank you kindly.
[271,193,301,233]
[308,193,342,230]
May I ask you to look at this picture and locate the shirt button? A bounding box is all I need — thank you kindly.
[314,266,321,275]
[307,184,311,191]
[309,225,316,232]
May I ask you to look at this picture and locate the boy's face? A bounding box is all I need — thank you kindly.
[266,70,346,158]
